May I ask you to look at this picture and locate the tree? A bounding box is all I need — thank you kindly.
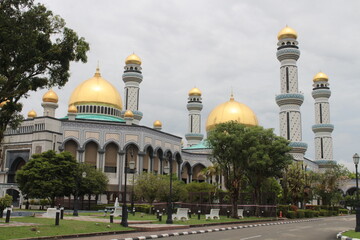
[16,150,78,207]
[0,0,89,156]
[134,173,163,213]
[207,121,292,218]
[78,164,108,210]
[313,164,349,206]
[0,194,12,218]
[280,162,306,205]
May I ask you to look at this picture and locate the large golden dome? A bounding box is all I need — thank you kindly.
[68,68,122,110]
[277,26,298,40]
[313,72,329,82]
[206,95,258,131]
[125,53,142,65]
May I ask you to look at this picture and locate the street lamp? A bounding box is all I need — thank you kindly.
[164,152,173,224]
[121,147,134,227]
[129,159,136,216]
[353,153,360,232]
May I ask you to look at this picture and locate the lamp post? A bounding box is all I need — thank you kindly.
[73,171,86,216]
[353,153,360,232]
[129,159,136,216]
[121,147,134,227]
[164,152,173,224]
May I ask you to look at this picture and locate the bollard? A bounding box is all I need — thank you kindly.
[55,212,60,226]
[60,207,64,219]
[198,210,201,220]
[188,210,191,219]
[158,213,162,222]
[279,211,283,218]
[5,210,11,223]
[156,210,160,219]
[132,207,135,216]
[110,214,114,223]
[227,210,230,218]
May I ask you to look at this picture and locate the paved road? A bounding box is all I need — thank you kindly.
[161,215,354,240]
[66,216,354,240]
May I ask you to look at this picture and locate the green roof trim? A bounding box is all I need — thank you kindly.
[182,140,211,150]
[61,114,125,123]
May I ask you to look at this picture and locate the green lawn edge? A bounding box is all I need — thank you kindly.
[341,230,360,238]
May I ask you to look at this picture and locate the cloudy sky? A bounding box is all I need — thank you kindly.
[23,0,360,170]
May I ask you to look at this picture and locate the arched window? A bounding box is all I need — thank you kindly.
[64,140,78,159]
[84,142,98,167]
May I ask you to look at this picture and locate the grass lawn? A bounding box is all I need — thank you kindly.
[341,230,360,238]
[0,216,132,240]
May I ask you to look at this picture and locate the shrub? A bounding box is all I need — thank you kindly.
[332,210,338,216]
[305,205,321,211]
[313,210,320,217]
[290,205,298,212]
[339,208,349,215]
[134,204,153,213]
[286,210,296,219]
[304,210,314,218]
[319,209,330,216]
[277,205,290,216]
[296,209,305,218]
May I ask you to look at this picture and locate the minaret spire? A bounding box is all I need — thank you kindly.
[275,26,307,161]
[122,53,143,124]
[185,87,203,147]
[312,72,335,169]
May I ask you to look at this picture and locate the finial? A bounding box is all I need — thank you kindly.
[95,62,101,77]
[230,88,234,100]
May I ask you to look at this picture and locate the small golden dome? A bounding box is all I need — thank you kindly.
[68,68,122,110]
[206,95,258,132]
[188,87,202,96]
[28,110,37,118]
[125,53,142,65]
[313,72,329,82]
[42,89,58,103]
[124,110,134,118]
[277,26,298,40]
[68,105,78,113]
[153,120,162,127]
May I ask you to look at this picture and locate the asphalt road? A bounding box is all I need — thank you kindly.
[162,215,354,240]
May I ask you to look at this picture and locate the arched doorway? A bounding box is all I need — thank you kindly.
[181,162,191,183]
[192,163,206,182]
[64,139,79,159]
[6,188,20,207]
[7,157,26,183]
[84,141,99,167]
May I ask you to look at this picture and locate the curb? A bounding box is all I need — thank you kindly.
[337,231,360,240]
[114,219,320,240]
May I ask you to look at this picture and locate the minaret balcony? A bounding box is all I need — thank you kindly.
[312,89,331,99]
[122,72,143,83]
[312,123,334,133]
[187,102,203,111]
[288,141,308,153]
[275,93,304,106]
[276,48,300,61]
[185,133,204,141]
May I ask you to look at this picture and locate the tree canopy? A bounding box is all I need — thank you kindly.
[16,150,78,207]
[207,121,292,218]
[0,0,89,146]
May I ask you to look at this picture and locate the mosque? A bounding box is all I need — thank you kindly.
[0,26,336,206]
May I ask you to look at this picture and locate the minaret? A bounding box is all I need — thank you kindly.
[312,72,335,168]
[185,87,204,147]
[41,89,58,117]
[122,53,143,124]
[275,26,307,161]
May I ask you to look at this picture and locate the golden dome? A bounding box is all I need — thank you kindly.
[125,53,142,65]
[27,110,37,118]
[153,120,162,127]
[42,89,58,103]
[206,95,258,132]
[188,87,202,96]
[313,72,329,82]
[124,110,134,118]
[68,105,78,113]
[68,68,122,110]
[277,26,298,40]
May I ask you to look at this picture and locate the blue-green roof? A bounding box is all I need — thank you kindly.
[62,114,125,123]
[182,140,211,150]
